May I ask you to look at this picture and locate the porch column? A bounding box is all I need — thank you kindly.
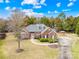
[45,35,47,38]
[52,35,54,39]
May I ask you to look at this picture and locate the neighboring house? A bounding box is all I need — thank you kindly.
[20,24,56,39]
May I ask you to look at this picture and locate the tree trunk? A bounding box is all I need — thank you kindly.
[18,39,20,49]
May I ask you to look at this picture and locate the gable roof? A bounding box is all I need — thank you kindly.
[41,27,56,35]
[25,24,47,32]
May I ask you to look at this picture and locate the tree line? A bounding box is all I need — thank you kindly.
[0,10,79,36]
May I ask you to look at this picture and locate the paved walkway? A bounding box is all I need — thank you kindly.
[58,37,72,59]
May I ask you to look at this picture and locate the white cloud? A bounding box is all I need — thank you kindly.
[21,0,38,5]
[62,9,71,12]
[67,2,74,7]
[22,9,33,14]
[35,13,44,17]
[48,11,51,14]
[33,5,41,8]
[40,0,45,4]
[0,0,3,3]
[21,0,46,9]
[48,10,59,14]
[5,0,10,3]
[5,7,17,11]
[12,7,16,10]
[40,0,47,6]
[75,14,79,17]
[69,0,76,2]
[21,0,47,6]
[54,10,59,14]
[77,14,79,16]
[56,2,61,7]
[0,0,10,3]
[5,7,10,10]
[22,9,44,17]
[68,0,76,7]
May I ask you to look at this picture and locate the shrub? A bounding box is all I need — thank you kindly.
[48,38,54,43]
[0,33,6,39]
[38,38,58,43]
[39,38,58,43]
[39,38,48,42]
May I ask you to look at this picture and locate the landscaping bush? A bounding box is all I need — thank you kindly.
[39,38,58,43]
[48,38,54,43]
[39,38,48,42]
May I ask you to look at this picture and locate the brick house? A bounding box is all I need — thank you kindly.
[20,24,56,39]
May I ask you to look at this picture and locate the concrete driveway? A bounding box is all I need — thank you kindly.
[58,36,72,59]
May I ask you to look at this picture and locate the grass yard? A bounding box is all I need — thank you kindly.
[67,33,79,59]
[2,33,59,59]
[58,33,79,59]
[0,40,6,59]
[72,39,79,59]
[1,33,79,59]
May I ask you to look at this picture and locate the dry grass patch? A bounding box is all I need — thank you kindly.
[0,40,6,59]
[2,33,59,59]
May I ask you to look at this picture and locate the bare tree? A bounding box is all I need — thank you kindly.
[8,9,25,52]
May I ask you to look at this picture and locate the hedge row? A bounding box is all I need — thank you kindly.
[38,38,58,43]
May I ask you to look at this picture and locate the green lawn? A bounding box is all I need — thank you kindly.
[2,33,59,59]
[58,33,79,59]
[66,33,79,59]
[0,40,5,59]
[72,40,79,59]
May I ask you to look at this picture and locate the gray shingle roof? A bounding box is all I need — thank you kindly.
[26,24,47,32]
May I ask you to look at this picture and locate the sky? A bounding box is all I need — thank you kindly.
[0,0,79,18]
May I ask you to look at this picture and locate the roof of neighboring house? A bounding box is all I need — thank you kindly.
[25,24,47,32]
